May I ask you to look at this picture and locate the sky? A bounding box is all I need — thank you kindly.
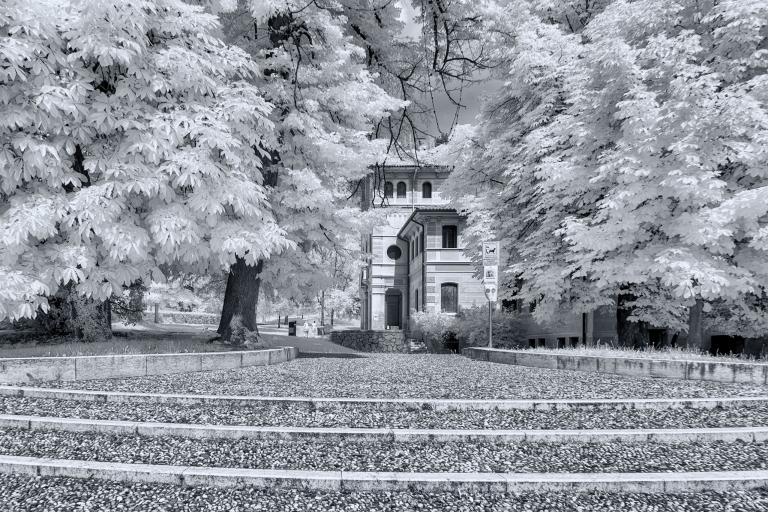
[396,1,498,137]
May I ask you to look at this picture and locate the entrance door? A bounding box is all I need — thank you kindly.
[385,290,401,329]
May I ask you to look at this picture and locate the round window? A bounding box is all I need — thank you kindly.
[386,245,402,260]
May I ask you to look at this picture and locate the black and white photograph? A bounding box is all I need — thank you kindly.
[1,0,767,510]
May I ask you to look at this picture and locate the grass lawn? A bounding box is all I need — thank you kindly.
[0,322,282,358]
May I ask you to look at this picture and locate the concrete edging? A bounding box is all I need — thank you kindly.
[1,455,767,492]
[0,347,298,384]
[1,413,767,444]
[2,385,766,411]
[464,347,768,384]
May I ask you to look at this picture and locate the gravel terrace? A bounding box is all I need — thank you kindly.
[2,475,767,512]
[1,428,768,473]
[3,396,768,430]
[28,355,768,399]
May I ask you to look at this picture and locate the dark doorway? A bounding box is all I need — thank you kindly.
[710,335,745,355]
[648,329,667,349]
[385,289,402,329]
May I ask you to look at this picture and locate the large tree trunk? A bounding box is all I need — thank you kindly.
[320,290,325,325]
[616,289,650,349]
[685,298,705,351]
[70,294,112,343]
[217,257,262,344]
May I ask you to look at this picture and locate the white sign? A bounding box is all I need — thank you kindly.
[483,266,498,284]
[482,242,500,267]
[484,284,498,302]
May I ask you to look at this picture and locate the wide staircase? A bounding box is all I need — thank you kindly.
[1,357,768,510]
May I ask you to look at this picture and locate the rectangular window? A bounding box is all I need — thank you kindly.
[415,289,419,312]
[569,337,580,348]
[557,337,566,349]
[537,338,546,348]
[441,225,457,249]
[441,283,458,313]
[528,339,536,348]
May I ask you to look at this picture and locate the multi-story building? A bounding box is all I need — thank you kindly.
[357,164,616,347]
[358,164,484,331]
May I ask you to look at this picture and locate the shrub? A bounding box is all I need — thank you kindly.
[454,306,527,350]
[158,312,219,325]
[409,311,458,353]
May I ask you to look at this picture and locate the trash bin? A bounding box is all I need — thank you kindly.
[288,321,297,336]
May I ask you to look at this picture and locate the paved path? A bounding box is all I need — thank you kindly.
[257,326,359,354]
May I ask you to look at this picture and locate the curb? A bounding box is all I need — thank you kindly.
[0,347,298,385]
[2,386,766,411]
[1,455,767,492]
[1,414,768,443]
[464,347,768,385]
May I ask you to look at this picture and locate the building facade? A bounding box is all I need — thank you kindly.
[358,165,485,331]
[357,164,614,346]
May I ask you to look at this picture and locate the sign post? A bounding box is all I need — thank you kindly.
[482,242,500,348]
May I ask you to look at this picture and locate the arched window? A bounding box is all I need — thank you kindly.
[441,283,459,313]
[422,182,432,199]
[396,181,407,198]
[384,181,393,198]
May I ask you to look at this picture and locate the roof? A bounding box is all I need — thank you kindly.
[369,163,452,172]
[396,207,459,238]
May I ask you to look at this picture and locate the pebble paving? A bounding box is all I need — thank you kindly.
[3,396,768,430]
[1,428,768,473]
[1,475,767,512]
[28,355,768,399]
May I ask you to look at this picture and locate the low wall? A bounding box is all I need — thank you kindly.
[0,347,297,385]
[330,330,407,353]
[463,347,768,385]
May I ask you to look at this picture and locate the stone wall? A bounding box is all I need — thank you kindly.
[331,330,408,353]
[0,347,298,385]
[464,347,768,384]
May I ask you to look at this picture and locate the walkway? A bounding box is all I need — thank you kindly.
[257,325,359,354]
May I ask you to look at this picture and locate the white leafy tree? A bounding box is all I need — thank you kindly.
[446,0,768,347]
[0,0,283,340]
[204,0,404,340]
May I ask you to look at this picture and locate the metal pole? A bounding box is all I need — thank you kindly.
[488,300,493,348]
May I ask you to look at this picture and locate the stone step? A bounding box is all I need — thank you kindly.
[1,454,767,492]
[4,385,767,411]
[4,393,767,430]
[2,413,768,443]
